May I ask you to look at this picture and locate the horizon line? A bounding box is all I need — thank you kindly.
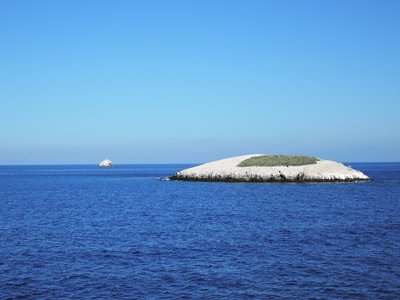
[0,161,399,166]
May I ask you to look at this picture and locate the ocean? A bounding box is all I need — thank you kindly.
[0,163,399,299]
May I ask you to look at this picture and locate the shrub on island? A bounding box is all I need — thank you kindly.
[238,155,318,167]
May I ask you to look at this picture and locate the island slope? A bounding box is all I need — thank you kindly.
[170,154,369,182]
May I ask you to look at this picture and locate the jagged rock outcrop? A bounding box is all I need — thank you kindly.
[98,159,113,167]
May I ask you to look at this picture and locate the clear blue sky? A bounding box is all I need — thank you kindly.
[1,0,399,164]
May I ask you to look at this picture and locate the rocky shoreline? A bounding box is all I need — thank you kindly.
[169,175,370,183]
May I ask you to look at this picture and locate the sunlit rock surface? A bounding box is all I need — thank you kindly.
[99,159,113,167]
[170,154,370,182]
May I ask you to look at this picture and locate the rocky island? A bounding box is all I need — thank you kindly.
[170,154,370,182]
[98,159,113,167]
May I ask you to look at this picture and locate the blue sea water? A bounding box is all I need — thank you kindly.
[0,163,399,299]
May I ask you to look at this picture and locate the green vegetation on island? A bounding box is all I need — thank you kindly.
[238,155,319,167]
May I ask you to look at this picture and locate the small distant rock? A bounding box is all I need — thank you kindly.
[99,159,113,167]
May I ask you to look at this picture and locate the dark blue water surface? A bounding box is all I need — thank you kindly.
[1,163,399,299]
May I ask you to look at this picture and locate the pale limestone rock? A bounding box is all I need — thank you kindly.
[99,159,113,167]
[170,154,369,182]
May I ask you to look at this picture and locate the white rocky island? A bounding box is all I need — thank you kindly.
[98,159,113,168]
[170,154,370,182]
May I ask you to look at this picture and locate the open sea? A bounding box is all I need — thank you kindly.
[0,163,399,299]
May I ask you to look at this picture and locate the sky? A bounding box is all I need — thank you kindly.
[0,0,399,164]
